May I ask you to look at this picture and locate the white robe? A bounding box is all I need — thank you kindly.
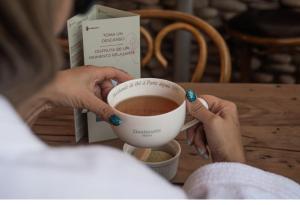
[0,96,299,199]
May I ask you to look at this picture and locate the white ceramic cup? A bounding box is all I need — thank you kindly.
[107,78,208,148]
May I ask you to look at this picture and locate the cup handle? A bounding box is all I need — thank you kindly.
[180,98,209,132]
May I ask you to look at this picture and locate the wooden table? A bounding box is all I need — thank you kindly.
[33,83,300,185]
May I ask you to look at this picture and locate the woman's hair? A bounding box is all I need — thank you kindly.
[0,0,62,106]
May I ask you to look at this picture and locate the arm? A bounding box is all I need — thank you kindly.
[183,91,300,199]
[19,66,132,126]
[185,90,245,162]
[183,162,300,199]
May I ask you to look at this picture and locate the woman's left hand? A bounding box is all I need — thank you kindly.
[41,66,132,124]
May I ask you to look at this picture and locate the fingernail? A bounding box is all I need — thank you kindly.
[196,147,206,156]
[203,153,209,160]
[197,148,209,160]
[109,114,122,126]
[186,89,197,102]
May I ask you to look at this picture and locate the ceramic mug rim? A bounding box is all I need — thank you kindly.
[107,78,186,119]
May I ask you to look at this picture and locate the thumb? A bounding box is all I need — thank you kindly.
[84,94,122,126]
[186,89,215,123]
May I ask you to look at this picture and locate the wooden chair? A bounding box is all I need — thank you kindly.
[58,9,232,82]
[227,9,300,82]
[136,9,231,83]
[228,30,300,82]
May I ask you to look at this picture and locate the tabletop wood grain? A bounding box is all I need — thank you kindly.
[32,83,300,185]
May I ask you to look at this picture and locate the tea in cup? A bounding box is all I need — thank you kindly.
[107,78,208,148]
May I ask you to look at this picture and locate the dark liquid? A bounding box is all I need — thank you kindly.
[115,96,179,116]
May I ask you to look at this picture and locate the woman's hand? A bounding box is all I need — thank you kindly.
[43,66,132,125]
[185,90,246,163]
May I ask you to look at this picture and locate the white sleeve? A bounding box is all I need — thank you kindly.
[183,162,300,199]
[1,145,186,199]
[0,96,186,199]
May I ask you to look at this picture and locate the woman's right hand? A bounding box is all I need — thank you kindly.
[185,90,246,163]
[26,66,132,126]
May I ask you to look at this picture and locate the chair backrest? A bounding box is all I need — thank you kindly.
[58,9,232,82]
[136,9,232,83]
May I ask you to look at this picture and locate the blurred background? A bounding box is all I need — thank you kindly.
[70,0,300,84]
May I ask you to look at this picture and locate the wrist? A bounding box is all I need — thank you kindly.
[17,88,53,126]
[211,149,246,164]
[17,73,62,125]
[38,72,64,107]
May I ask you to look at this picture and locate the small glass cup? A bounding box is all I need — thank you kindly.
[123,140,181,181]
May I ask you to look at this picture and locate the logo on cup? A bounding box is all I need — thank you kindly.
[133,129,162,137]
